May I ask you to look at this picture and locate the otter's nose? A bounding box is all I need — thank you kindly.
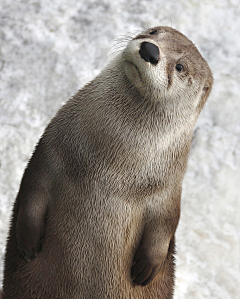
[139,42,159,65]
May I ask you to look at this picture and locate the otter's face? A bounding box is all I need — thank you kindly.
[122,26,213,110]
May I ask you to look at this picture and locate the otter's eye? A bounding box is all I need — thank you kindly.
[149,30,158,35]
[176,64,184,72]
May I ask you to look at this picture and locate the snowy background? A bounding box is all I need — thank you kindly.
[0,0,239,298]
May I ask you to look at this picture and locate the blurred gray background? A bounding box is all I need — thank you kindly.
[0,0,239,298]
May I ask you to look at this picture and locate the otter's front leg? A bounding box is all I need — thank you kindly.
[131,200,180,286]
[15,140,52,261]
[16,188,49,261]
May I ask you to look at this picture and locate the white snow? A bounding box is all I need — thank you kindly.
[0,0,239,298]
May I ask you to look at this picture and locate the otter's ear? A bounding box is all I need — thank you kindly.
[197,75,213,111]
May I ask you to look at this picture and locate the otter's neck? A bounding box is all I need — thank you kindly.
[89,56,198,140]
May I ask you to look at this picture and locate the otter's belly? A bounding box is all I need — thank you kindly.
[37,192,144,296]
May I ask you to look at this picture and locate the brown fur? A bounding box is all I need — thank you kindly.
[2,27,213,298]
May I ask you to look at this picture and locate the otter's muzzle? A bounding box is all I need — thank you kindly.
[139,42,159,65]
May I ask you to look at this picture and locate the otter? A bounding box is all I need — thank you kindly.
[2,26,213,298]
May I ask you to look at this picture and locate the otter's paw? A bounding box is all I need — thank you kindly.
[131,247,165,286]
[16,216,44,262]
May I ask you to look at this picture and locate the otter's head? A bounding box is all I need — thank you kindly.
[122,26,213,112]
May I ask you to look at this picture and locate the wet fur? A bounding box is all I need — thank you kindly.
[2,27,213,298]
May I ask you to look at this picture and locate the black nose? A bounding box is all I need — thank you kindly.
[139,42,159,65]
